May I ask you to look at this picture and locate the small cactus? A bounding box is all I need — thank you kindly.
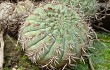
[0,0,34,36]
[58,0,97,17]
[19,2,94,69]
[0,2,15,32]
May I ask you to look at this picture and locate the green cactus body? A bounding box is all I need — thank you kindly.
[58,0,97,17]
[19,3,93,69]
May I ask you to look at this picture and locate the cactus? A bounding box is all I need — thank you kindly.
[0,1,34,69]
[58,0,97,17]
[19,3,93,69]
[0,2,15,32]
[0,0,34,36]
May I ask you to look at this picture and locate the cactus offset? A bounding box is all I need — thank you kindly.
[0,0,34,36]
[19,3,93,69]
[58,0,97,17]
[0,2,15,32]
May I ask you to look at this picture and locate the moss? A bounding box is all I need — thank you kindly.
[4,67,11,70]
[18,55,39,70]
[75,63,89,70]
[73,32,110,70]
[91,32,110,70]
[18,66,24,70]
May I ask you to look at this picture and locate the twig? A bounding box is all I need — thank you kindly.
[87,56,95,70]
[92,24,110,32]
[0,31,4,70]
[84,55,95,70]
[6,34,18,47]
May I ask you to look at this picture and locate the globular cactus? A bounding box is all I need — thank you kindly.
[0,0,34,37]
[15,0,34,17]
[0,2,15,32]
[19,3,93,69]
[58,0,97,17]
